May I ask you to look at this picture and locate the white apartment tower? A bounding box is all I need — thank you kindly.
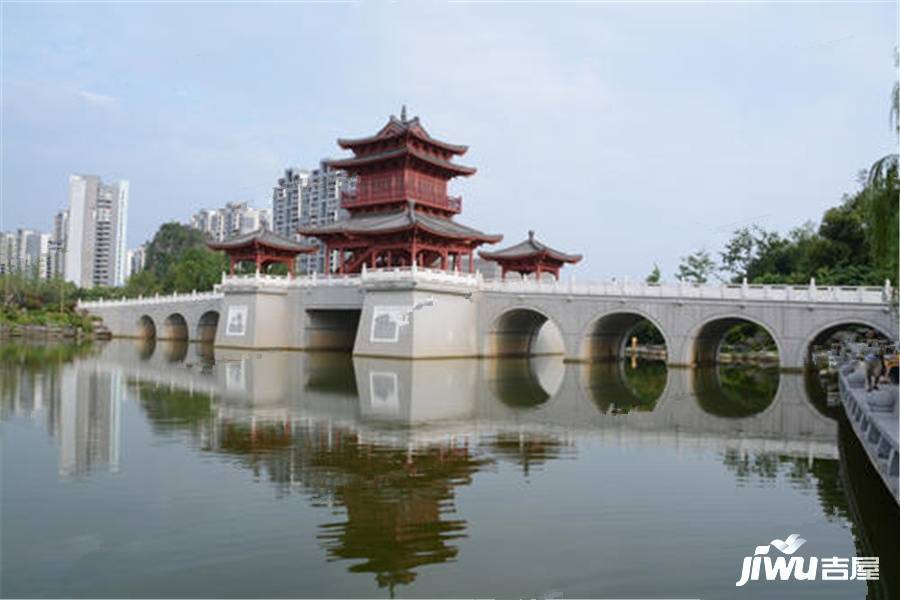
[65,175,129,288]
[272,168,310,238]
[272,162,355,274]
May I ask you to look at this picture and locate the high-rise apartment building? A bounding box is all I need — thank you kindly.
[51,209,69,279]
[0,229,52,278]
[0,232,17,275]
[272,162,355,274]
[272,168,310,238]
[190,202,271,242]
[125,244,147,280]
[64,175,129,288]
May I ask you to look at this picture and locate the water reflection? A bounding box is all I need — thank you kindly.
[485,356,564,408]
[693,364,779,418]
[4,340,895,598]
[1,342,121,477]
[582,358,668,414]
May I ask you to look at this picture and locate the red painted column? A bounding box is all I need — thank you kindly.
[469,252,474,273]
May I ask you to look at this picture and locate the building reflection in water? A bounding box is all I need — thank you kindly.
[6,339,898,594]
[0,343,121,477]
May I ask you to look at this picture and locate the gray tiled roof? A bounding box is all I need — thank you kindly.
[206,229,315,253]
[479,233,582,263]
[299,207,502,242]
[328,145,475,176]
[337,114,469,155]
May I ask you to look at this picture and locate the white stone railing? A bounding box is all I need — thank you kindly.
[80,270,893,309]
[480,276,893,305]
[78,289,223,309]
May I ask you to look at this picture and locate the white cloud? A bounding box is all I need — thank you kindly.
[78,89,117,108]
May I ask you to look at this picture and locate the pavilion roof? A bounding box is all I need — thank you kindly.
[206,229,316,254]
[327,145,476,177]
[298,204,502,243]
[479,231,582,263]
[337,110,469,155]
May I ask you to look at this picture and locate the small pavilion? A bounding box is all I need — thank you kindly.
[478,231,582,280]
[206,229,316,275]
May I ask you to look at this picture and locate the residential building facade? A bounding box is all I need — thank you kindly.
[64,175,129,288]
[51,209,68,279]
[0,229,53,278]
[272,162,355,274]
[125,244,147,280]
[190,202,271,242]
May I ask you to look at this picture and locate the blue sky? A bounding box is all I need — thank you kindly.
[2,1,896,280]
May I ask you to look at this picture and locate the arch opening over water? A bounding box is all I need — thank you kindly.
[692,317,779,367]
[196,311,220,343]
[804,321,893,368]
[582,312,667,363]
[137,315,156,339]
[162,313,189,341]
[485,309,564,357]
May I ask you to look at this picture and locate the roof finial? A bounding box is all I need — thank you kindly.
[528,229,535,242]
[400,104,407,123]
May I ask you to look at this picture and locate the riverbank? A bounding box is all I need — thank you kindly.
[0,315,110,341]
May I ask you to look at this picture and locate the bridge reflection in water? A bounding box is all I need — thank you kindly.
[5,339,893,597]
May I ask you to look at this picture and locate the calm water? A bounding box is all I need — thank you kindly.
[2,340,898,599]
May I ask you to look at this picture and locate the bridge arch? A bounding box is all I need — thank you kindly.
[798,318,894,368]
[683,313,782,368]
[579,309,670,362]
[483,306,565,357]
[196,310,220,343]
[137,315,156,339]
[161,313,189,341]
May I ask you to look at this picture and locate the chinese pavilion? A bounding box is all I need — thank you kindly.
[479,230,582,280]
[298,108,502,274]
[206,229,315,275]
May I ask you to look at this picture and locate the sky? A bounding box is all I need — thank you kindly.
[1,1,897,281]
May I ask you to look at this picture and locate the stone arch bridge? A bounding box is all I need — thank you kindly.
[80,268,897,370]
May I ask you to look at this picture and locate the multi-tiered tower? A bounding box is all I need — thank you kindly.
[299,109,501,274]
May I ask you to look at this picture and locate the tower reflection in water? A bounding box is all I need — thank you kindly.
[5,339,897,595]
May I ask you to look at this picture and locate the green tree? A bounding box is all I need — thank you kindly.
[676,250,716,284]
[145,222,208,280]
[720,227,756,281]
[645,263,661,284]
[124,270,161,297]
[160,247,228,293]
[867,49,899,187]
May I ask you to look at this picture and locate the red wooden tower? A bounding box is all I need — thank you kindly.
[299,108,501,274]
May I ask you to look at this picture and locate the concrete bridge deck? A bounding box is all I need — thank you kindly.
[79,267,897,370]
